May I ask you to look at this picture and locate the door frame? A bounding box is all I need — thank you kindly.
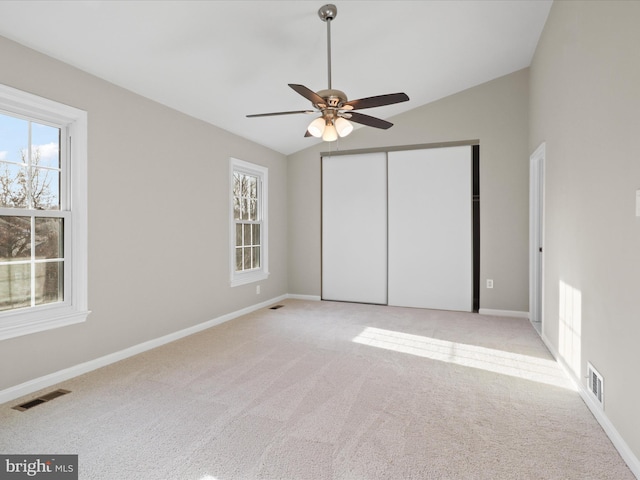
[529,142,545,333]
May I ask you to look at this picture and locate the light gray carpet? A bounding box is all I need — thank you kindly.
[0,300,635,479]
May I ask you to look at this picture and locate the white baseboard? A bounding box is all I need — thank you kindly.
[287,294,321,301]
[541,333,640,479]
[478,308,529,319]
[0,293,289,405]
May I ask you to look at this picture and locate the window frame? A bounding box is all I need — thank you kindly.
[0,83,89,341]
[229,157,268,287]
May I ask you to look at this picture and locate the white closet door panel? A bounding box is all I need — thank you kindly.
[388,147,472,311]
[322,153,387,304]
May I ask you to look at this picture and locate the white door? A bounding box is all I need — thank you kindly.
[322,153,388,304]
[388,147,473,311]
[529,143,545,332]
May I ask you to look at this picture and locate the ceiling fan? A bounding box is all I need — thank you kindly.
[246,3,410,142]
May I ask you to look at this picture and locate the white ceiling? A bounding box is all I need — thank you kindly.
[0,1,552,155]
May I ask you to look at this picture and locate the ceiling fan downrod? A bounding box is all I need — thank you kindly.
[318,4,337,90]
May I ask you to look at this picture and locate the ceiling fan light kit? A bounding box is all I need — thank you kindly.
[247,4,409,142]
[335,117,353,137]
[307,117,326,138]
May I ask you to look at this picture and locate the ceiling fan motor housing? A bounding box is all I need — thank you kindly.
[316,89,347,108]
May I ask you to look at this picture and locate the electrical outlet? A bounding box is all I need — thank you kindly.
[256,285,261,295]
[486,279,493,289]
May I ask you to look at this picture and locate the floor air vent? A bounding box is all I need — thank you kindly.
[587,362,604,407]
[269,304,285,310]
[12,389,71,412]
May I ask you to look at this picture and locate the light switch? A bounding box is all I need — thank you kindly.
[636,190,640,217]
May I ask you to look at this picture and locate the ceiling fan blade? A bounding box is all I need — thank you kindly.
[344,92,409,110]
[347,111,393,130]
[247,110,315,118]
[304,130,312,137]
[289,84,327,107]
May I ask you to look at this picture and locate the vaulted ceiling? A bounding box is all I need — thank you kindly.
[0,1,552,155]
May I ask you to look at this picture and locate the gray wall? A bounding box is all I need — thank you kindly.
[288,69,530,312]
[0,36,289,390]
[530,0,640,460]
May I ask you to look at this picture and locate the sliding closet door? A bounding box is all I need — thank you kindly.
[322,153,387,304]
[388,147,472,311]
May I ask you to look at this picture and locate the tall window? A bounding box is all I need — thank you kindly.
[0,84,88,340]
[230,158,268,286]
[0,115,64,311]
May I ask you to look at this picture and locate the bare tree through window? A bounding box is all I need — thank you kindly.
[233,171,261,272]
[0,114,63,312]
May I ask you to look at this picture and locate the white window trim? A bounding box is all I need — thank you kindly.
[0,83,89,341]
[229,157,269,287]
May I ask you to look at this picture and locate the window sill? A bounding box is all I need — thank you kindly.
[0,307,91,341]
[230,270,270,287]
